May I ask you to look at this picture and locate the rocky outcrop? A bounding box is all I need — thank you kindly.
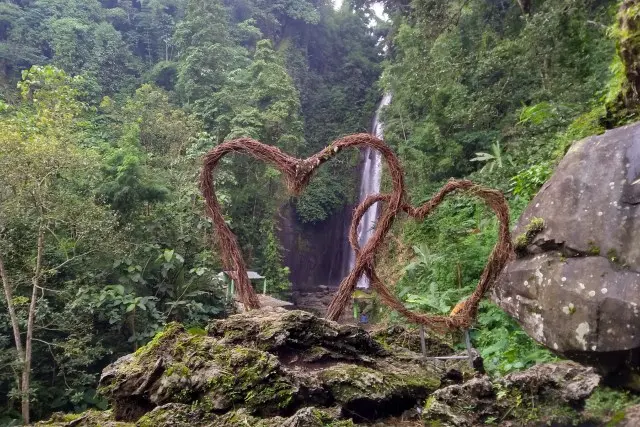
[36,405,353,427]
[39,309,635,427]
[97,309,469,425]
[494,122,640,381]
[423,361,601,426]
[135,404,355,427]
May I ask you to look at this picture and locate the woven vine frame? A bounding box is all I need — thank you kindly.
[200,133,514,331]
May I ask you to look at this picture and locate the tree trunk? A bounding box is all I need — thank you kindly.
[0,253,24,398]
[21,224,45,425]
[516,0,531,15]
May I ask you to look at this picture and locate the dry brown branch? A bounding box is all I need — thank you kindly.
[200,134,513,332]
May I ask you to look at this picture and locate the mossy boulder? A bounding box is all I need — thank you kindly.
[98,309,455,425]
[34,410,134,426]
[319,363,440,422]
[370,324,454,356]
[136,404,353,427]
[494,123,640,384]
[206,308,385,362]
[423,361,602,426]
[99,322,297,420]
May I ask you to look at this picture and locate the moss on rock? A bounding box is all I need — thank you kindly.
[370,324,454,356]
[320,363,440,404]
[206,309,386,363]
[423,361,603,426]
[514,217,545,255]
[96,309,467,425]
[35,410,134,427]
[99,322,296,421]
[136,404,353,427]
[605,0,640,127]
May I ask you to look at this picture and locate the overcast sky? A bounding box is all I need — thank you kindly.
[333,0,386,19]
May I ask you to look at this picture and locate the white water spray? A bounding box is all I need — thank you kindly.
[350,94,392,288]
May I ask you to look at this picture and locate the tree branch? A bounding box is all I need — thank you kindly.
[47,250,94,273]
[0,253,25,371]
[22,220,45,424]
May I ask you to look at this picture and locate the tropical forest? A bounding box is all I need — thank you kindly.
[2,0,640,425]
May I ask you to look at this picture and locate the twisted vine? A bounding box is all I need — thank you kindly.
[200,133,513,331]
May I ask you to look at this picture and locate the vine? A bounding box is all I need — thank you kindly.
[200,134,513,331]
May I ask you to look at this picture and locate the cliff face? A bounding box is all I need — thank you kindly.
[277,202,354,291]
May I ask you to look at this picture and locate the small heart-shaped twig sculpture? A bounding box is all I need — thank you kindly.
[200,134,513,331]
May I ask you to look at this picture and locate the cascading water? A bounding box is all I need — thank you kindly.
[350,94,392,288]
[278,94,392,295]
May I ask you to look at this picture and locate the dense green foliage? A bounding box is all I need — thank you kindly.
[378,0,619,375]
[0,0,636,423]
[0,0,380,423]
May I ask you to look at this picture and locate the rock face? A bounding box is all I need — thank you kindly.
[494,122,640,378]
[278,202,354,291]
[39,309,629,427]
[97,309,466,425]
[617,404,640,426]
[423,361,601,426]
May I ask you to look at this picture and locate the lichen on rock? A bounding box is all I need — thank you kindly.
[99,321,297,420]
[206,308,385,363]
[370,324,454,356]
[494,122,640,384]
[136,404,353,427]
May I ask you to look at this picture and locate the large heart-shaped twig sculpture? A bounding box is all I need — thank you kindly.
[200,133,513,331]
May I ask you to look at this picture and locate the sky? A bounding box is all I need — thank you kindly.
[333,0,386,19]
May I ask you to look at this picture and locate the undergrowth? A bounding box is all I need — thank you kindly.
[584,387,640,423]
[385,193,557,376]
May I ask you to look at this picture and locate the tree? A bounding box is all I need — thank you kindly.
[85,22,141,95]
[215,39,303,151]
[205,39,304,267]
[0,65,114,424]
[175,0,247,108]
[0,0,386,421]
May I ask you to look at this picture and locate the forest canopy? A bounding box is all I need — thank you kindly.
[0,0,381,423]
[0,0,628,424]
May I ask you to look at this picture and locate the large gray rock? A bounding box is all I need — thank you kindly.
[494,122,640,378]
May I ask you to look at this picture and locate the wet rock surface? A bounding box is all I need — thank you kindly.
[494,123,640,378]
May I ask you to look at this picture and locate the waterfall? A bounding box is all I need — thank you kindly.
[350,94,392,288]
[279,94,392,294]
